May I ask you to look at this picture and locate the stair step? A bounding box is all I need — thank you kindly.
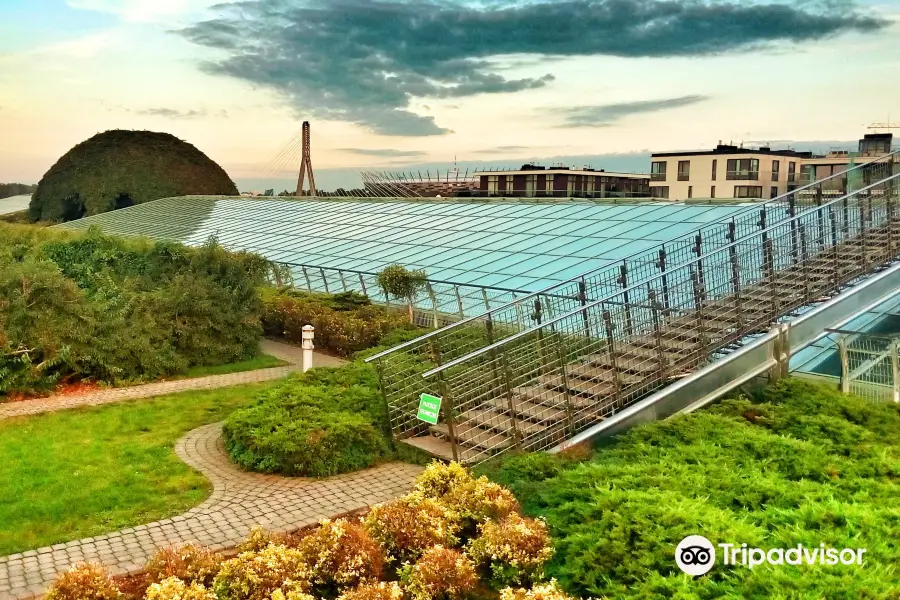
[486,395,568,424]
[567,362,642,385]
[401,435,483,464]
[535,375,612,403]
[431,422,513,451]
[459,407,548,437]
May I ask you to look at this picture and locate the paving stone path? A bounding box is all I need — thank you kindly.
[0,423,423,600]
[0,339,345,422]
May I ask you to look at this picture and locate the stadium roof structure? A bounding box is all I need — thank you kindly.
[60,195,757,292]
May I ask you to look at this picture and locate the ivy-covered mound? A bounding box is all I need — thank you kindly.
[46,463,574,600]
[482,379,900,599]
[0,224,268,395]
[29,130,238,223]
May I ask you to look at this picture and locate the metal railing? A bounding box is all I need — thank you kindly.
[832,329,900,403]
[369,164,900,463]
[366,152,898,365]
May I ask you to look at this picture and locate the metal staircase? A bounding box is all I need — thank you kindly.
[366,153,899,464]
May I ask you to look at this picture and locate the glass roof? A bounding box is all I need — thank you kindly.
[60,196,756,292]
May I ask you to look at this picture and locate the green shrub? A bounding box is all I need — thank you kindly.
[261,291,413,357]
[484,379,900,599]
[376,265,427,324]
[0,224,268,395]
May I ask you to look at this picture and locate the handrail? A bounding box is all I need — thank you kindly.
[366,150,899,363]
[421,171,900,378]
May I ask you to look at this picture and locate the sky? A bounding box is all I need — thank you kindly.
[1,0,899,192]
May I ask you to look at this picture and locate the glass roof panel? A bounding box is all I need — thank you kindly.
[60,196,751,293]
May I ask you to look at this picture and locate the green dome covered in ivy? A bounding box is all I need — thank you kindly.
[29,130,239,222]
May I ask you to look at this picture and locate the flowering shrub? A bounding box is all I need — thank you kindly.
[212,545,309,600]
[261,292,410,357]
[144,545,221,586]
[336,582,404,600]
[238,526,288,553]
[416,462,520,536]
[45,563,120,600]
[145,577,215,600]
[402,546,478,600]
[363,492,460,562]
[296,518,385,594]
[467,514,554,587]
[499,581,576,600]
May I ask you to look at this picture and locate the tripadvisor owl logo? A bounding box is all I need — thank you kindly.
[675,535,867,575]
[676,535,716,576]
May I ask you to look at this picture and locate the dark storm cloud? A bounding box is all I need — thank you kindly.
[179,0,886,136]
[340,148,427,157]
[556,95,710,127]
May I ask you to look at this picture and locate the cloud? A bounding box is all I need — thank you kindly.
[67,0,224,23]
[135,107,209,119]
[340,148,427,158]
[556,95,710,127]
[180,0,886,136]
[474,145,533,154]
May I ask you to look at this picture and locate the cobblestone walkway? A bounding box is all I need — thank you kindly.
[0,423,422,600]
[0,340,345,422]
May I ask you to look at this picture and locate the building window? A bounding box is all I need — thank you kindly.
[710,185,716,198]
[585,176,596,195]
[651,161,667,181]
[688,185,693,199]
[771,160,780,181]
[546,174,554,195]
[712,159,717,181]
[566,175,576,196]
[651,186,669,200]
[770,186,778,199]
[505,175,513,195]
[487,175,499,195]
[678,160,690,181]
[788,161,797,183]
[734,185,763,198]
[726,158,760,180]
[525,174,537,197]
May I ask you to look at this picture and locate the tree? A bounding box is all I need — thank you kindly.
[377,264,427,324]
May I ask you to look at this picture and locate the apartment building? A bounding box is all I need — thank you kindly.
[794,133,895,194]
[649,144,813,201]
[475,165,650,198]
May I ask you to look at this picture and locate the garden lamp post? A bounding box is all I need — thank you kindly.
[302,325,315,373]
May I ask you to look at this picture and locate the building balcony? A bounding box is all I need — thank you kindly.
[650,173,667,181]
[677,174,690,181]
[726,171,759,181]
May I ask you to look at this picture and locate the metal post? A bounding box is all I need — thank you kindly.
[649,289,667,380]
[693,233,706,294]
[454,286,465,319]
[602,308,622,408]
[690,268,707,351]
[553,332,576,435]
[486,313,520,446]
[860,196,869,273]
[578,279,591,339]
[838,335,850,394]
[830,206,840,288]
[657,247,671,315]
[302,266,312,291]
[320,267,330,294]
[358,273,368,296]
[892,340,900,403]
[426,282,440,329]
[339,270,348,292]
[301,325,315,373]
[619,262,633,336]
[727,221,743,331]
[429,339,459,462]
[799,223,810,303]
[788,194,799,264]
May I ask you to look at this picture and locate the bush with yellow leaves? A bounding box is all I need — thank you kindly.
[296,518,385,595]
[336,581,404,600]
[145,577,215,600]
[415,462,520,535]
[144,544,221,587]
[238,526,288,553]
[212,544,309,600]
[402,546,478,600]
[467,514,554,587]
[45,563,120,600]
[499,581,576,600]
[363,492,460,563]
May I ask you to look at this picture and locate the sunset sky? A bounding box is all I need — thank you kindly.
[1,0,899,191]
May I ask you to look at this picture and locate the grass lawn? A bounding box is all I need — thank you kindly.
[177,354,287,379]
[0,381,269,556]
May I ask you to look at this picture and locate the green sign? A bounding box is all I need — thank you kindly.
[417,393,442,425]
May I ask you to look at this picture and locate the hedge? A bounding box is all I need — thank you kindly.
[0,224,268,395]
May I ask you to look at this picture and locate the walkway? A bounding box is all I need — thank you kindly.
[0,424,423,600]
[0,339,345,422]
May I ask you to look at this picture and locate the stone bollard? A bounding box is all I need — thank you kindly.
[301,324,315,373]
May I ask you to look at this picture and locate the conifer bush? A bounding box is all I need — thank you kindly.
[402,546,478,600]
[144,545,221,587]
[212,545,309,600]
[296,519,385,595]
[44,563,120,600]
